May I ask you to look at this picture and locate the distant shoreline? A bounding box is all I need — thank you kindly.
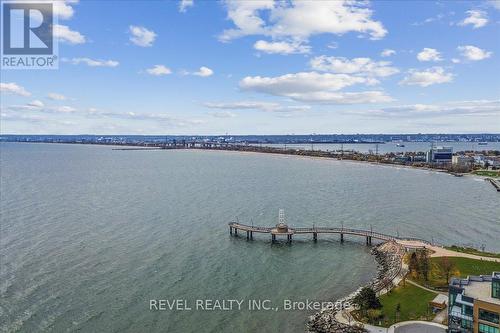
[5,141,498,181]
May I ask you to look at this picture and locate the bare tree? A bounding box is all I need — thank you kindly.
[439,257,455,284]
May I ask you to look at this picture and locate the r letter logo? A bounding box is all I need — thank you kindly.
[1,1,58,69]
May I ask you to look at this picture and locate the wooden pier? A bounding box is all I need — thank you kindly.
[487,178,500,192]
[228,221,415,245]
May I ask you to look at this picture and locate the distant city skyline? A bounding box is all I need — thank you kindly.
[1,0,499,135]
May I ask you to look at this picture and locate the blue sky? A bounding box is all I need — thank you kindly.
[1,0,499,135]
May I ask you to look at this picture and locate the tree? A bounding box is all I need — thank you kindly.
[367,309,383,324]
[353,287,382,315]
[409,252,418,274]
[418,250,430,282]
[396,303,401,322]
[439,257,456,284]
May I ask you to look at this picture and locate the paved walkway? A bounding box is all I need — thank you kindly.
[388,321,447,333]
[334,309,388,333]
[396,240,500,262]
[405,279,444,295]
[432,308,447,324]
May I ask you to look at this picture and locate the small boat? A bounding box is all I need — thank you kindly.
[396,143,405,147]
[478,142,488,146]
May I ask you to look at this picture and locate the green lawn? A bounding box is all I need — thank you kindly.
[445,246,500,259]
[447,257,500,276]
[410,257,500,289]
[472,170,500,178]
[377,282,437,327]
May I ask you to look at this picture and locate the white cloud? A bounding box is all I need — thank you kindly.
[281,91,393,104]
[400,67,453,87]
[254,40,310,54]
[28,100,44,108]
[411,13,447,26]
[451,58,461,64]
[146,65,172,76]
[208,111,237,118]
[56,106,77,113]
[204,101,310,113]
[457,45,492,61]
[48,93,67,100]
[459,10,488,28]
[489,0,500,10]
[310,56,399,77]
[5,100,44,111]
[327,42,338,49]
[129,25,157,47]
[361,100,499,118]
[93,110,204,126]
[241,72,364,94]
[0,82,31,96]
[193,66,214,77]
[68,58,119,67]
[179,0,194,12]
[219,0,387,43]
[239,72,393,104]
[417,48,442,62]
[37,0,78,20]
[5,102,76,113]
[380,49,396,57]
[52,0,78,20]
[54,24,86,44]
[0,112,47,123]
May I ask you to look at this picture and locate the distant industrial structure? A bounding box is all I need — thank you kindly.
[448,272,500,333]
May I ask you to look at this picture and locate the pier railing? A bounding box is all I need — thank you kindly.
[228,221,431,245]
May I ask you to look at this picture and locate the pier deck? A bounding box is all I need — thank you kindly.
[228,222,429,245]
[487,178,500,191]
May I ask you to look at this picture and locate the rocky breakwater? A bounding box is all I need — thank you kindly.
[307,241,406,333]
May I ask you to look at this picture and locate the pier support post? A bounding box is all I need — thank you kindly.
[313,232,317,242]
[246,231,250,240]
[369,236,372,245]
[250,231,253,240]
[234,228,238,236]
[340,233,344,243]
[272,234,276,243]
[230,227,232,235]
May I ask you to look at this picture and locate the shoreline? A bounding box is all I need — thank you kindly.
[307,241,406,333]
[5,141,495,180]
[306,240,500,332]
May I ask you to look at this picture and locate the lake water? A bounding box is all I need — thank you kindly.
[1,143,499,333]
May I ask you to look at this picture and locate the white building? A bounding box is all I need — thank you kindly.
[452,155,474,167]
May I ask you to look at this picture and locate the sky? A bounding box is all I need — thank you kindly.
[1,0,499,135]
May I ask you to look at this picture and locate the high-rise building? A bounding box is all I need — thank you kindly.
[448,272,500,333]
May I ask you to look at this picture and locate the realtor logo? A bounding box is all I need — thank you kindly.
[1,1,58,69]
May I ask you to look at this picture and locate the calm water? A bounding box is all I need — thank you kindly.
[1,143,499,333]
[259,141,500,154]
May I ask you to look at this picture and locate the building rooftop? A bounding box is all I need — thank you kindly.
[431,294,448,305]
[463,280,500,306]
[450,272,500,306]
